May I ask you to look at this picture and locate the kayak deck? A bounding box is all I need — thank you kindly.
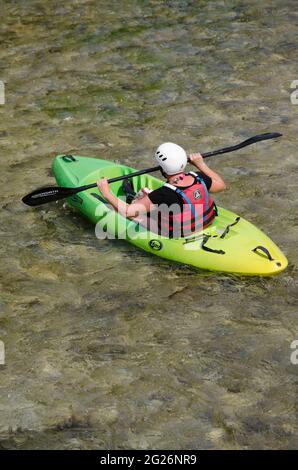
[52,154,288,275]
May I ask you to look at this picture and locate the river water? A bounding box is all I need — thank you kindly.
[0,0,297,450]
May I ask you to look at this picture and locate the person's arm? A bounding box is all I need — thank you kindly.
[188,153,226,193]
[97,179,153,218]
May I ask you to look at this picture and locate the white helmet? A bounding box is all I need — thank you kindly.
[155,142,187,175]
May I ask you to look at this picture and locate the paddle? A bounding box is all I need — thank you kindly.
[22,132,282,206]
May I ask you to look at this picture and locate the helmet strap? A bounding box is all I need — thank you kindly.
[168,172,185,184]
[159,167,168,179]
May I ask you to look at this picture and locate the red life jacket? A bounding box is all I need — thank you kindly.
[157,172,217,238]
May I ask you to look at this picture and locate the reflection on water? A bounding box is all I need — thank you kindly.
[0,0,297,450]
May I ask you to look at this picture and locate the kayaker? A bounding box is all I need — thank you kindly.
[97,142,226,237]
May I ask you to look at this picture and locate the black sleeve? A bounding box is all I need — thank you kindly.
[148,186,182,207]
[196,171,212,190]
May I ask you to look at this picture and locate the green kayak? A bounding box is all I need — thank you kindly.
[52,154,288,275]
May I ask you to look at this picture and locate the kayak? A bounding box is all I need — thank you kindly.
[52,154,288,275]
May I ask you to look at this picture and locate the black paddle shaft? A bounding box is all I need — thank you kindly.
[22,132,282,206]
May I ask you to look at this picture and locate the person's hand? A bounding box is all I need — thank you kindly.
[188,152,204,167]
[97,178,111,197]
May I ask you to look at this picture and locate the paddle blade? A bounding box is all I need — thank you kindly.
[202,132,282,158]
[22,185,78,206]
[238,132,282,148]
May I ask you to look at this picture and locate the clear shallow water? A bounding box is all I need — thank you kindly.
[0,0,297,450]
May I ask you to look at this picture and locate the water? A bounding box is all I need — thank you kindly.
[0,0,297,450]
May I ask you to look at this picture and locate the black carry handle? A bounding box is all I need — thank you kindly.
[252,245,274,261]
[22,132,282,206]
